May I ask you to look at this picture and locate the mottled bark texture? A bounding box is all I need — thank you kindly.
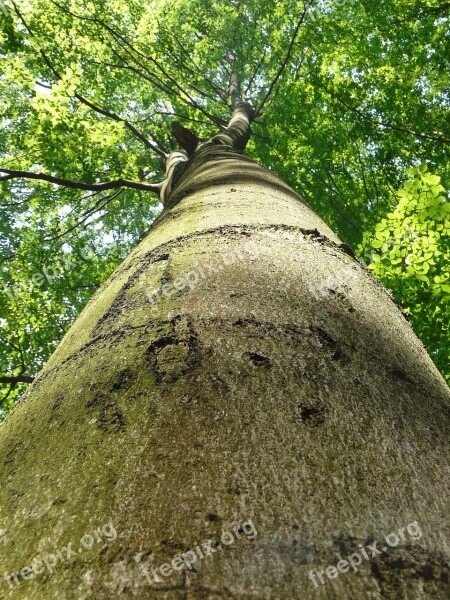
[0,144,449,600]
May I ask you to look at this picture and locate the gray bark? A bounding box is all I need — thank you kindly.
[0,143,449,599]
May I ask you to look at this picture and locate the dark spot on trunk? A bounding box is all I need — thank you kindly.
[311,327,344,360]
[421,563,435,581]
[85,392,107,409]
[331,534,359,556]
[370,547,448,595]
[371,560,383,582]
[152,253,170,262]
[160,267,171,286]
[391,368,414,384]
[328,290,356,313]
[303,228,322,239]
[146,329,199,384]
[299,404,326,426]
[245,352,271,367]
[52,497,67,505]
[210,373,230,392]
[110,368,134,391]
[97,404,125,433]
[149,336,179,352]
[207,513,220,522]
[339,242,356,259]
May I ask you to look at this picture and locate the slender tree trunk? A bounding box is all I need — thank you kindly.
[0,143,449,599]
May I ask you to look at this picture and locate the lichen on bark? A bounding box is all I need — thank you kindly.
[0,143,449,599]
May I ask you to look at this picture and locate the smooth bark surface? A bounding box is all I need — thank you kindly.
[0,146,449,599]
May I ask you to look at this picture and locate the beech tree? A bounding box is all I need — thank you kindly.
[1,0,450,412]
[0,1,449,598]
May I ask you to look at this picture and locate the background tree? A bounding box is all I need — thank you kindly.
[0,1,448,413]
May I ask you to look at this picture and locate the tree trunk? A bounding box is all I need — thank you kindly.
[0,144,449,599]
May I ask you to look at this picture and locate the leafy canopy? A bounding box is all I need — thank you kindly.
[1,0,449,414]
[360,165,450,381]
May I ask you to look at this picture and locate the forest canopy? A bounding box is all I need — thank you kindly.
[0,0,449,416]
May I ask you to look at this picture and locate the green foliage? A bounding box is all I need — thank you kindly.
[1,0,449,414]
[360,166,450,383]
[0,3,30,52]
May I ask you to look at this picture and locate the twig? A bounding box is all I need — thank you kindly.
[10,0,167,157]
[256,0,313,115]
[314,76,450,145]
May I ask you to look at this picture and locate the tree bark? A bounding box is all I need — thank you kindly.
[0,145,449,599]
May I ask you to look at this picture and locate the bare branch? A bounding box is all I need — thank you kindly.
[141,111,222,128]
[1,385,15,408]
[159,150,189,206]
[157,24,229,105]
[0,375,34,385]
[71,92,168,156]
[0,169,161,193]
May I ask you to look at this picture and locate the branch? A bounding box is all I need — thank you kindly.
[315,76,450,145]
[46,189,124,243]
[48,0,226,128]
[171,122,201,156]
[143,111,220,128]
[256,0,313,115]
[0,169,161,193]
[211,100,254,150]
[74,93,168,157]
[245,45,269,97]
[157,21,230,105]
[102,48,175,98]
[229,72,241,107]
[364,118,450,145]
[159,149,189,206]
[377,2,450,28]
[1,385,15,408]
[0,375,34,385]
